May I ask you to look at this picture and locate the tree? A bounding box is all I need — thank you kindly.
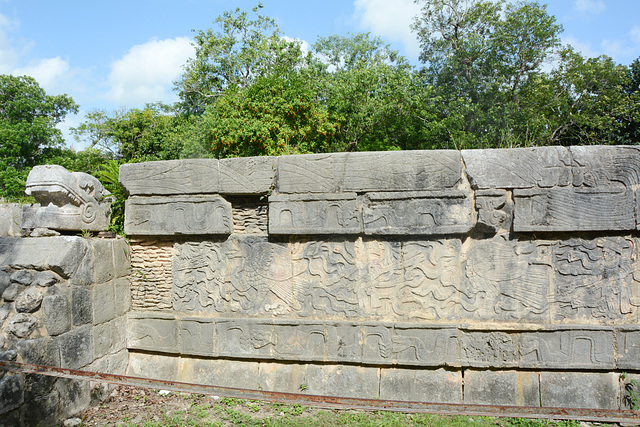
[0,74,78,199]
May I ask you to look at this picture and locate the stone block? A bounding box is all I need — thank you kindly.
[0,303,10,324]
[87,348,129,375]
[380,368,462,403]
[362,191,473,235]
[114,277,131,317]
[56,377,91,420]
[10,270,33,285]
[464,370,540,407]
[92,282,116,325]
[540,372,618,409]
[182,357,261,390]
[119,159,219,196]
[15,286,43,313]
[112,238,131,279]
[42,294,71,336]
[125,195,233,236]
[277,153,348,193]
[7,313,37,338]
[127,352,179,381]
[342,150,463,192]
[0,203,22,237]
[20,384,60,426]
[128,313,179,353]
[570,145,640,187]
[269,193,362,235]
[93,239,115,284]
[57,325,92,369]
[475,189,512,234]
[219,156,275,194]
[462,146,572,189]
[617,328,640,370]
[34,271,60,287]
[0,270,9,296]
[513,187,635,232]
[519,329,615,370]
[93,317,126,359]
[460,331,518,368]
[72,287,92,325]
[215,319,275,359]
[180,318,214,357]
[16,337,60,366]
[0,375,24,415]
[2,283,22,301]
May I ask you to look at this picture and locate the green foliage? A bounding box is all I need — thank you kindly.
[94,160,127,235]
[0,74,78,200]
[622,372,639,410]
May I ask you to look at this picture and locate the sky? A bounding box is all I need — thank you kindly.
[1,0,639,150]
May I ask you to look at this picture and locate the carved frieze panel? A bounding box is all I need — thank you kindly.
[362,191,473,235]
[269,194,362,235]
[513,187,635,232]
[552,237,640,322]
[475,189,513,234]
[617,328,640,370]
[460,331,517,368]
[277,153,347,193]
[570,145,640,188]
[125,195,233,236]
[127,313,179,353]
[120,159,219,196]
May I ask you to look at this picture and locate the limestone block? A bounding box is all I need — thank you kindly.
[459,331,518,368]
[513,187,635,232]
[128,313,179,353]
[464,370,540,406]
[114,278,131,317]
[475,189,513,234]
[277,153,348,193]
[215,319,275,359]
[127,352,179,382]
[7,313,37,338]
[119,159,219,196]
[16,337,60,366]
[0,203,22,237]
[462,146,572,189]
[112,238,131,279]
[92,239,115,284]
[87,348,128,375]
[93,317,126,359]
[570,145,640,187]
[269,193,362,235]
[181,357,260,390]
[540,372,618,409]
[342,150,463,192]
[71,287,92,326]
[23,165,111,231]
[55,377,91,421]
[57,325,92,369]
[0,374,24,415]
[219,156,276,194]
[125,195,232,236]
[617,328,640,370]
[519,329,615,370]
[92,282,116,325]
[180,317,214,357]
[362,191,473,235]
[380,368,462,403]
[15,286,43,313]
[42,294,71,336]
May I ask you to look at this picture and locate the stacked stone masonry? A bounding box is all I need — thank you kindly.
[0,236,130,426]
[120,146,640,410]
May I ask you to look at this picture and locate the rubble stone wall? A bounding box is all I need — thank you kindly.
[121,147,640,409]
[0,235,130,426]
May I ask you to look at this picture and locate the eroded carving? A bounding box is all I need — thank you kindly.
[475,190,512,234]
[23,164,111,231]
[269,194,361,235]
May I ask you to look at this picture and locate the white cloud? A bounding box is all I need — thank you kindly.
[574,0,605,14]
[283,36,311,56]
[105,37,194,106]
[14,57,70,89]
[0,12,21,73]
[353,0,421,60]
[630,26,640,46]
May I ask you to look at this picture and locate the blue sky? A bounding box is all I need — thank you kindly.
[1,0,639,150]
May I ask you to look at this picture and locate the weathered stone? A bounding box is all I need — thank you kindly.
[0,270,9,296]
[513,187,635,232]
[23,164,111,231]
[112,238,131,279]
[57,325,92,369]
[269,193,362,235]
[93,317,126,359]
[16,337,60,366]
[380,368,462,403]
[219,156,276,194]
[114,278,131,317]
[71,287,92,325]
[182,357,261,390]
[128,313,179,353]
[125,195,233,236]
[20,384,60,426]
[29,227,60,237]
[92,282,116,325]
[0,203,22,237]
[119,159,219,196]
[0,374,24,415]
[7,313,37,338]
[10,269,33,285]
[56,377,91,421]
[462,146,572,189]
[570,145,640,187]
[460,331,517,368]
[0,304,10,324]
[34,270,60,287]
[181,318,214,356]
[42,294,71,336]
[475,189,513,234]
[0,351,16,380]
[464,370,540,406]
[2,283,22,301]
[127,352,179,381]
[14,286,43,313]
[93,239,115,284]
[617,328,640,370]
[362,191,473,235]
[540,372,618,409]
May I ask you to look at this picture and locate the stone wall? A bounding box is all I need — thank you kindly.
[0,236,130,426]
[121,147,640,410]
